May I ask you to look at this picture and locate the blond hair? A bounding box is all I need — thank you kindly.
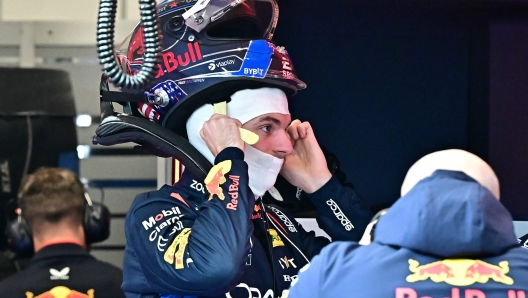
[18,167,85,231]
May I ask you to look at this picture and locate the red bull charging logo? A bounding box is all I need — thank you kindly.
[204,160,232,201]
[27,286,94,298]
[406,259,514,286]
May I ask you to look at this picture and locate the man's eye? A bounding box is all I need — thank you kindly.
[261,125,271,133]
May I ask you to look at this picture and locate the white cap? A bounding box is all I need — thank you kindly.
[400,149,500,200]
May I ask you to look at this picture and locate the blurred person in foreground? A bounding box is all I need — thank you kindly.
[287,149,528,298]
[0,167,125,298]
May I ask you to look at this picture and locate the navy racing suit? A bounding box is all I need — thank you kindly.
[122,147,372,298]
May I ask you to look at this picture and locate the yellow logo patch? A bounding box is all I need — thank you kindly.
[268,229,285,247]
[164,228,192,269]
[204,160,232,201]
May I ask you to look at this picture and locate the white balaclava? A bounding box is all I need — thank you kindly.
[186,87,289,197]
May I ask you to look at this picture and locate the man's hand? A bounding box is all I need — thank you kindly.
[280,120,332,193]
[200,114,245,157]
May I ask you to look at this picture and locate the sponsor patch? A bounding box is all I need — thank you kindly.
[267,229,284,247]
[141,206,185,251]
[252,204,262,220]
[326,199,354,231]
[395,288,526,298]
[190,180,206,194]
[283,275,298,282]
[269,207,297,232]
[26,286,94,298]
[279,256,297,269]
[226,175,240,211]
[267,214,288,235]
[164,228,192,269]
[154,42,203,79]
[226,283,274,298]
[142,207,182,230]
[204,160,232,201]
[208,58,236,71]
[406,259,514,286]
[49,267,69,280]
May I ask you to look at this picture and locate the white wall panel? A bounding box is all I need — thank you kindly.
[1,0,123,22]
[514,221,528,238]
[90,250,124,269]
[125,0,165,21]
[88,187,154,214]
[0,21,139,46]
[80,156,157,180]
[95,218,126,246]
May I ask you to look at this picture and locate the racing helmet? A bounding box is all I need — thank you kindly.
[116,0,306,138]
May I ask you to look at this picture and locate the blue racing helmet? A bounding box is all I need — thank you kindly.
[114,0,306,138]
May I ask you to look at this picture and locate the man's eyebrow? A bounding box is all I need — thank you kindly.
[256,116,282,125]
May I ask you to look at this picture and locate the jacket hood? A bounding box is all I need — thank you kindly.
[375,170,518,258]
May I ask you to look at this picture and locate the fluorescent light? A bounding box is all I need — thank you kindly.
[76,114,92,127]
[77,145,91,159]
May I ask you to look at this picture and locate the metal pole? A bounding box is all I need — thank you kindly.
[19,22,36,68]
[157,157,173,189]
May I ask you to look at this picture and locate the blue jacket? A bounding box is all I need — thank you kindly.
[288,170,528,298]
[122,148,372,298]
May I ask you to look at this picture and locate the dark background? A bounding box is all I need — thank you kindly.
[273,0,528,220]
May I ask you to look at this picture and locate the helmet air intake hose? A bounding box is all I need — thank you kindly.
[97,0,161,91]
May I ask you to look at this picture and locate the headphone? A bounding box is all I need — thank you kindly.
[5,191,111,257]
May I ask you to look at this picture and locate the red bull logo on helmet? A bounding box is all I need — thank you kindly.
[204,160,232,201]
[406,259,514,286]
[27,286,94,298]
[155,42,203,79]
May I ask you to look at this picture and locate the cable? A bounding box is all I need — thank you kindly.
[21,116,33,182]
[98,187,106,204]
[97,0,161,90]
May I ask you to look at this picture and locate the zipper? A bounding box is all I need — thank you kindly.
[259,198,279,298]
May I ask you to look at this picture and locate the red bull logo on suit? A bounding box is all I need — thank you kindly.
[204,160,232,201]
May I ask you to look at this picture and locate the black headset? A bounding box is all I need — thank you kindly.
[5,191,111,257]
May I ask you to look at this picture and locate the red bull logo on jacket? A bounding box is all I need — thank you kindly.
[27,286,94,298]
[204,160,232,201]
[396,287,526,298]
[406,259,514,286]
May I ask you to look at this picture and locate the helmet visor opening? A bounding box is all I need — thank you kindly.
[206,16,261,39]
